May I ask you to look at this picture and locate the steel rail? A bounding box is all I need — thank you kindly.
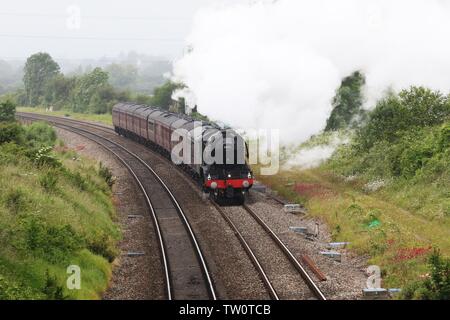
[242,204,327,300]
[18,114,217,300]
[210,201,280,300]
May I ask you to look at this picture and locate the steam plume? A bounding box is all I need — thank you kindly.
[173,0,450,144]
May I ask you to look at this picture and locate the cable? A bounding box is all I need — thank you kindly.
[0,12,190,21]
[0,34,184,42]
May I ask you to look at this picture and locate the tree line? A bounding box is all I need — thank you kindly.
[3,52,183,114]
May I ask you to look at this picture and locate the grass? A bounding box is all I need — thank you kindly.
[17,107,113,126]
[0,130,120,299]
[256,165,450,289]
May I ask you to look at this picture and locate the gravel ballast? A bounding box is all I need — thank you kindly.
[54,121,368,300]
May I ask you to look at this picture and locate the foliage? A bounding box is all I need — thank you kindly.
[5,188,27,214]
[39,172,58,193]
[328,87,450,180]
[0,122,24,145]
[190,111,210,122]
[356,87,450,151]
[151,80,185,110]
[0,274,42,299]
[133,93,153,105]
[325,71,366,131]
[0,99,23,146]
[23,53,60,106]
[0,121,120,299]
[401,250,450,299]
[23,122,57,149]
[105,63,138,89]
[24,217,83,264]
[6,52,190,117]
[34,146,61,168]
[87,232,119,263]
[43,74,76,110]
[259,84,450,297]
[17,107,113,126]
[70,67,111,113]
[0,100,16,122]
[43,270,65,300]
[99,162,115,187]
[64,170,88,191]
[87,85,116,114]
[0,142,27,164]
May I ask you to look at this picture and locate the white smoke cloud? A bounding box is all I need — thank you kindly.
[284,134,349,169]
[285,146,337,169]
[172,0,450,144]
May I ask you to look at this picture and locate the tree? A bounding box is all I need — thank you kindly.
[70,68,111,113]
[325,71,366,131]
[88,86,116,114]
[151,81,184,110]
[105,63,138,89]
[357,87,450,151]
[44,74,77,110]
[0,100,22,145]
[23,53,60,106]
[0,100,16,122]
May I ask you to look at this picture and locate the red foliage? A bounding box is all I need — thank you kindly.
[395,246,432,262]
[75,144,86,151]
[294,183,334,198]
[387,239,396,246]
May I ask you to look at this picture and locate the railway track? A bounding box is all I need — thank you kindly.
[242,204,326,300]
[213,203,326,300]
[18,112,326,300]
[17,113,217,300]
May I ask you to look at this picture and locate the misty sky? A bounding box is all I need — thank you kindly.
[0,0,239,61]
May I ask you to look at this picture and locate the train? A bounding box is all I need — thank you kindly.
[112,103,254,204]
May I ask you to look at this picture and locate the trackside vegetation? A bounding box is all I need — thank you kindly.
[258,85,450,299]
[0,101,120,299]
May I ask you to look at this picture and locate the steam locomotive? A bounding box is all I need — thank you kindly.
[112,103,254,204]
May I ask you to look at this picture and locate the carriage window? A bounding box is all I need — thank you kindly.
[148,122,154,131]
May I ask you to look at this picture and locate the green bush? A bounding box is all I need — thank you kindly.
[401,250,450,300]
[87,232,119,263]
[99,162,115,187]
[43,270,65,300]
[24,122,57,149]
[34,146,61,168]
[0,100,16,122]
[0,275,41,299]
[396,128,438,177]
[438,122,450,151]
[0,122,24,145]
[0,142,26,164]
[357,87,450,151]
[5,188,27,214]
[0,119,120,299]
[67,171,88,191]
[25,218,83,264]
[329,87,449,181]
[39,172,58,193]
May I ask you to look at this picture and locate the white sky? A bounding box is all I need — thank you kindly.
[0,0,240,60]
